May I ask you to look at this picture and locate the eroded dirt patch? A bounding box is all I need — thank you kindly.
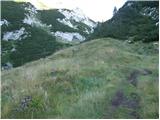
[111,90,140,118]
[104,69,152,118]
[127,69,152,87]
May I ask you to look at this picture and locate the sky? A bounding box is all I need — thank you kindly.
[16,0,127,22]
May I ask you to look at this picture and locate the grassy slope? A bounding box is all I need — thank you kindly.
[1,38,158,118]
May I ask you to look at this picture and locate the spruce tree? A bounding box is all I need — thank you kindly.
[113,6,117,16]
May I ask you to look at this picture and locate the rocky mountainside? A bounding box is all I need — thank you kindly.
[1,1,97,67]
[39,8,97,39]
[89,1,159,42]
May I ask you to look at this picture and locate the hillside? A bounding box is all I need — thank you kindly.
[1,1,96,68]
[39,8,97,37]
[1,38,158,119]
[89,1,159,42]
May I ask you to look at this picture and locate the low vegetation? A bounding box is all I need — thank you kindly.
[1,38,158,118]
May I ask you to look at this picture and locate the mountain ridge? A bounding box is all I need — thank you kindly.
[89,1,159,42]
[1,1,97,67]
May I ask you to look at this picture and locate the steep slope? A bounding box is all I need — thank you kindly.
[89,1,159,42]
[1,1,70,67]
[1,38,158,119]
[39,8,97,40]
[1,1,97,67]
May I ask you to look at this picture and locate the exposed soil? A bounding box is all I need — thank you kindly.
[103,69,152,118]
[127,70,139,86]
[111,90,124,107]
[111,90,140,118]
[127,69,152,87]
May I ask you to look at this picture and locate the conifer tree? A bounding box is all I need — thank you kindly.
[113,6,117,15]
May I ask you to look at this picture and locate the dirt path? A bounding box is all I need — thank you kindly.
[103,69,152,118]
[111,90,140,118]
[127,69,152,87]
[127,70,139,86]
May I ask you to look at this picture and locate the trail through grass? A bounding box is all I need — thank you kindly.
[1,38,158,118]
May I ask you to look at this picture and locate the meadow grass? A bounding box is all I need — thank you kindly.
[1,38,158,118]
